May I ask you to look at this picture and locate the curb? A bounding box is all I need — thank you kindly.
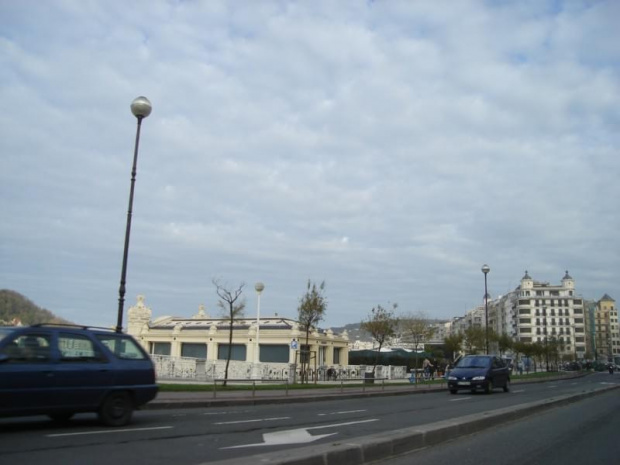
[205,383,620,465]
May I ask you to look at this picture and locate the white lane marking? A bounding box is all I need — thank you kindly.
[204,409,253,415]
[47,426,173,438]
[317,409,367,416]
[222,419,379,449]
[547,385,557,388]
[214,416,290,425]
[512,389,525,393]
[450,397,471,402]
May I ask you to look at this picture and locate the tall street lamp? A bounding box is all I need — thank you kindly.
[543,307,549,371]
[254,282,265,366]
[481,264,490,354]
[116,96,152,333]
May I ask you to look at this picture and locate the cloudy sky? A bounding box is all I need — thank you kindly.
[1,0,619,329]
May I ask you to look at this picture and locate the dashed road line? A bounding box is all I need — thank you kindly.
[47,426,173,438]
[317,409,367,416]
[214,417,290,425]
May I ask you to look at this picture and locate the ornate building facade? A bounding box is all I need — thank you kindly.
[126,295,351,380]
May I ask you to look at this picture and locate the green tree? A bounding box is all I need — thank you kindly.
[297,280,327,384]
[495,332,514,357]
[213,279,246,387]
[462,326,486,354]
[519,342,537,373]
[360,303,398,375]
[443,333,464,361]
[400,311,436,370]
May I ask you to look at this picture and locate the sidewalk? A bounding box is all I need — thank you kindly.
[146,373,583,410]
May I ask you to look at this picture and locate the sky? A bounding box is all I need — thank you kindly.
[1,0,619,330]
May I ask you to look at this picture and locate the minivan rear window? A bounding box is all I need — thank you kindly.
[97,335,147,360]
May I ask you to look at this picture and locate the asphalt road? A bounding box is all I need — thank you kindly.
[378,387,620,465]
[0,373,617,465]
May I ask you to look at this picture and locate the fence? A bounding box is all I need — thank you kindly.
[150,355,408,382]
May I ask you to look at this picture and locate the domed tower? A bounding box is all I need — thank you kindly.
[127,295,152,336]
[520,270,534,291]
[562,270,575,290]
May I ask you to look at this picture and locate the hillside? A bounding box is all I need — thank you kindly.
[0,289,72,325]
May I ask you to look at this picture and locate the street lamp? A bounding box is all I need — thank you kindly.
[481,264,490,354]
[254,282,265,366]
[543,307,549,371]
[116,96,152,333]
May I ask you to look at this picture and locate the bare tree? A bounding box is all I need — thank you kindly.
[297,280,327,384]
[213,279,246,386]
[360,303,398,376]
[400,311,436,371]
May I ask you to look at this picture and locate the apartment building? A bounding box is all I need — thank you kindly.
[486,271,586,359]
[589,294,620,364]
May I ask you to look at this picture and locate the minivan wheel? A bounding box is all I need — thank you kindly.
[450,389,458,394]
[98,392,133,427]
[503,380,510,392]
[485,380,494,394]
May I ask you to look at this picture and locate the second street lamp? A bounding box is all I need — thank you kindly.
[481,264,490,354]
[254,282,265,370]
[116,96,152,333]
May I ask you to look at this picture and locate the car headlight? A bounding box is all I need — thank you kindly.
[472,376,485,381]
[448,376,457,380]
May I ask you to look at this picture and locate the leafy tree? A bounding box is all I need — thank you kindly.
[462,326,486,354]
[518,341,537,373]
[297,280,327,383]
[400,311,436,370]
[360,303,398,375]
[213,279,246,387]
[495,332,514,356]
[443,333,464,361]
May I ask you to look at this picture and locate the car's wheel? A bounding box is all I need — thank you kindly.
[98,392,133,427]
[503,379,510,392]
[485,380,494,394]
[49,412,74,423]
[449,389,458,394]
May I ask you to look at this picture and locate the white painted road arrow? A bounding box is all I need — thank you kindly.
[222,418,379,449]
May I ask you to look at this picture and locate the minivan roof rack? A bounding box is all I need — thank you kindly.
[30,323,119,332]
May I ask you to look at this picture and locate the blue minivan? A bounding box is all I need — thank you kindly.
[0,324,158,426]
[447,355,510,394]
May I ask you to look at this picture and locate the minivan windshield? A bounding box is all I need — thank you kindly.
[457,356,491,369]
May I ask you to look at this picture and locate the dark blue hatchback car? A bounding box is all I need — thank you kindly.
[0,324,158,426]
[447,355,510,394]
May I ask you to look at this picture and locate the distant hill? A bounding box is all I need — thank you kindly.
[0,290,72,326]
[330,322,371,342]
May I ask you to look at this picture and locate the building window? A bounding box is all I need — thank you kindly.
[519,309,531,315]
[218,344,247,361]
[333,347,342,364]
[151,342,171,355]
[259,344,289,363]
[181,343,207,359]
[519,318,531,324]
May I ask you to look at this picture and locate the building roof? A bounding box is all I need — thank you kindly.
[599,294,615,303]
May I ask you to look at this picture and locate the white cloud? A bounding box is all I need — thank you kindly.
[1,0,619,328]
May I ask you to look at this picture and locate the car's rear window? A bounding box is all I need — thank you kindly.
[96,335,148,360]
[0,327,15,342]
